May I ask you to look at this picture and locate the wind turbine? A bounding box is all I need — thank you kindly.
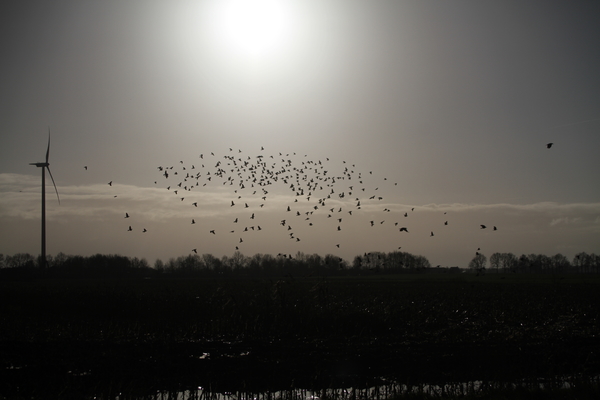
[30,128,60,269]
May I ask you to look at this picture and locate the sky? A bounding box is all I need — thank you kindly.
[1,0,599,268]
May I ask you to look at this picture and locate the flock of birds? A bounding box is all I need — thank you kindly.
[95,143,554,260]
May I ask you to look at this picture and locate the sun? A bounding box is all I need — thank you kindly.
[214,0,290,57]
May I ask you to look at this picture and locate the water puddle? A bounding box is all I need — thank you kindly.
[116,375,600,400]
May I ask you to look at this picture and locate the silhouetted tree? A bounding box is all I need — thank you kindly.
[202,254,223,273]
[352,255,363,270]
[5,253,36,269]
[573,252,591,273]
[498,252,518,273]
[593,254,600,274]
[53,252,69,266]
[154,258,165,273]
[550,253,570,273]
[324,254,346,272]
[490,253,501,273]
[414,255,432,270]
[468,253,487,272]
[223,251,247,272]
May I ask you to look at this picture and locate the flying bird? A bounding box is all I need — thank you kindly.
[125,213,130,218]
[480,225,486,229]
[547,143,553,149]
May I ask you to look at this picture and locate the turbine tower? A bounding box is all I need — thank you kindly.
[30,128,60,269]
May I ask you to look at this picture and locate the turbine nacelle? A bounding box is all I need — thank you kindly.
[30,129,60,204]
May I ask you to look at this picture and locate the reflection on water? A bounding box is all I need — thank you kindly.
[118,375,600,400]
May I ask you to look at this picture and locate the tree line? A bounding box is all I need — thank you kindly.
[467,252,600,274]
[0,250,598,279]
[0,250,429,278]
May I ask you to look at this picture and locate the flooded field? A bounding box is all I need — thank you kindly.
[1,274,599,398]
[132,376,600,400]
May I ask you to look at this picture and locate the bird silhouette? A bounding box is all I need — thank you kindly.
[155,147,482,254]
[547,143,553,149]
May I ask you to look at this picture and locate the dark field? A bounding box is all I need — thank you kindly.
[1,273,600,398]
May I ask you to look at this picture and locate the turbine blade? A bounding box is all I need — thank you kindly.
[46,166,60,204]
[45,127,51,163]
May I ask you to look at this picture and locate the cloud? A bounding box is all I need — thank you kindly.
[550,217,583,227]
[2,173,599,265]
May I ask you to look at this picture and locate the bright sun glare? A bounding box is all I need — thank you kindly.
[214,0,289,57]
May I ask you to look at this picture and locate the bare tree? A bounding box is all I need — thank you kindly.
[490,253,501,273]
[500,253,518,273]
[573,252,591,273]
[468,253,487,274]
[550,253,570,273]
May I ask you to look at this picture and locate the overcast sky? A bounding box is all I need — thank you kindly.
[1,0,599,267]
